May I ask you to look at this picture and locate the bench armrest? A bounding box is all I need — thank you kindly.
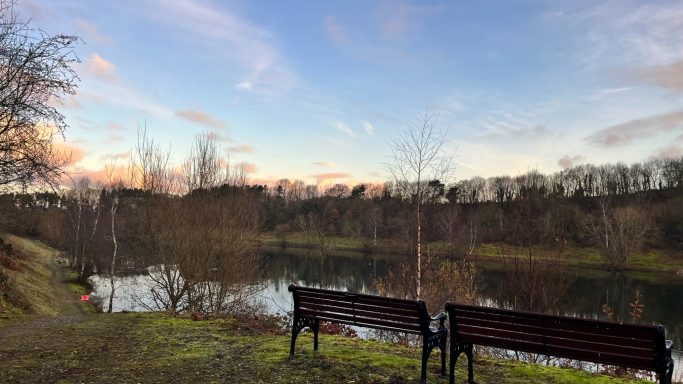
[430,312,447,329]
[666,340,673,351]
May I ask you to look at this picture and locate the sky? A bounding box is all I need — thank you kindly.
[19,0,683,187]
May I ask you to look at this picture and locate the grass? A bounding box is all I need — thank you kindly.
[0,234,63,316]
[0,312,655,384]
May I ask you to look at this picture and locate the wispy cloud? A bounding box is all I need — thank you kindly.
[311,161,334,168]
[569,2,683,70]
[99,151,130,162]
[75,19,114,45]
[334,121,355,137]
[650,144,682,160]
[147,0,296,95]
[558,155,586,170]
[380,2,442,40]
[176,109,226,129]
[85,53,117,82]
[585,110,683,147]
[362,121,374,135]
[241,162,259,174]
[310,172,351,184]
[226,144,255,153]
[235,81,253,92]
[325,16,348,46]
[637,60,683,92]
[205,131,232,143]
[477,110,552,142]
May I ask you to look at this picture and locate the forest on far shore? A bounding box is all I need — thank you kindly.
[1,148,682,276]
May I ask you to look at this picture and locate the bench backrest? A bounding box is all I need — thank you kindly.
[289,285,428,334]
[445,303,669,372]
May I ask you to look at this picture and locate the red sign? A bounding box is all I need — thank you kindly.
[80,295,90,301]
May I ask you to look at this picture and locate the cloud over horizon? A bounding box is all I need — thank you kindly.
[585,110,683,148]
[176,109,226,129]
[558,155,586,170]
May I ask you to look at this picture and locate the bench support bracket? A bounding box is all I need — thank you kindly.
[449,341,475,384]
[289,315,319,357]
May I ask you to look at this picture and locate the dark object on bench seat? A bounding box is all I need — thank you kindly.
[445,302,675,384]
[288,285,447,383]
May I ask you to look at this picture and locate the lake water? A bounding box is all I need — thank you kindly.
[89,247,683,381]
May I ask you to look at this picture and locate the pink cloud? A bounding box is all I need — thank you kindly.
[558,155,586,170]
[585,110,683,147]
[637,60,683,92]
[86,53,117,82]
[53,141,86,166]
[650,145,683,160]
[311,172,351,184]
[242,162,259,174]
[226,144,255,153]
[75,19,115,45]
[176,109,226,129]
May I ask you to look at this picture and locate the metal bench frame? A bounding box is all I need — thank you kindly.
[289,285,448,384]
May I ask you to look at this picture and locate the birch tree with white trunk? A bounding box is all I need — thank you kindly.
[386,112,455,298]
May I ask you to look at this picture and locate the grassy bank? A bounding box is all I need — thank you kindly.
[0,234,96,317]
[260,232,683,274]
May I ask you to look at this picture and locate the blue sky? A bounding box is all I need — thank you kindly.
[21,0,683,186]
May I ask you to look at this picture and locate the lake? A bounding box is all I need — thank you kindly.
[89,246,683,380]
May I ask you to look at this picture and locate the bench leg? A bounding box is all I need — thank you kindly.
[439,332,447,376]
[312,319,320,352]
[465,343,475,384]
[449,342,461,384]
[660,361,673,384]
[421,347,431,384]
[289,315,309,357]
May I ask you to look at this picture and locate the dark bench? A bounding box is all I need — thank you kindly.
[445,302,675,384]
[288,285,448,383]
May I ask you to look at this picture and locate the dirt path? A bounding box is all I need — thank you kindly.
[0,244,90,358]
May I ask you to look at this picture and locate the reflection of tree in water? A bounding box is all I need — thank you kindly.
[259,249,393,294]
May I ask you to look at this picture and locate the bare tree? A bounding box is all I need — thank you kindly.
[587,204,652,270]
[386,112,454,298]
[182,132,221,193]
[64,177,101,281]
[0,1,79,188]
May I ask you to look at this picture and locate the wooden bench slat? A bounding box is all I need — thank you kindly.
[455,316,656,350]
[296,290,417,310]
[544,344,657,371]
[297,295,421,318]
[299,308,422,333]
[454,308,543,327]
[543,328,655,350]
[458,333,545,354]
[298,302,420,326]
[544,336,655,360]
[451,304,657,339]
[457,324,544,344]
